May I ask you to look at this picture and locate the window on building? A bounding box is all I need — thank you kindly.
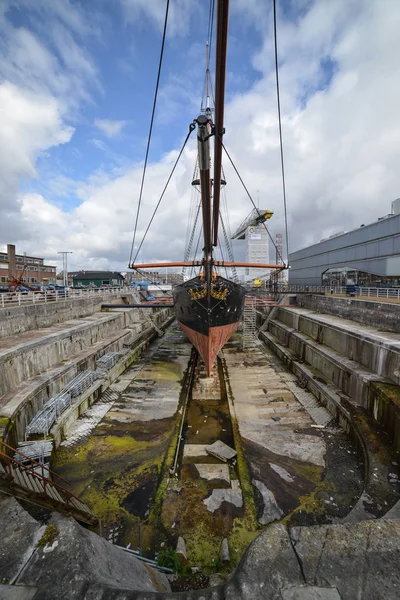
[1,277,6,283]
[0,255,8,261]
[102,280,110,285]
[16,257,23,262]
[0,263,8,269]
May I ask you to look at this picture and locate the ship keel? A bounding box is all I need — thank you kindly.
[178,320,240,374]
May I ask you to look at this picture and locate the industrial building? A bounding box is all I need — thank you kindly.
[0,244,57,285]
[288,200,400,287]
[72,271,125,288]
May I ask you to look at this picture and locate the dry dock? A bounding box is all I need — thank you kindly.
[1,291,400,598]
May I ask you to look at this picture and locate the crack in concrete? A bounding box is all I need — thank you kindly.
[359,521,372,600]
[313,527,330,588]
[288,526,307,584]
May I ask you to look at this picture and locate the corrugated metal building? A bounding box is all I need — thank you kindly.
[289,201,400,286]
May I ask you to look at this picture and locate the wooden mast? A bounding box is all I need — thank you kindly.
[212,0,229,248]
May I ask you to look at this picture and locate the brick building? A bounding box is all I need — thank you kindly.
[0,244,57,285]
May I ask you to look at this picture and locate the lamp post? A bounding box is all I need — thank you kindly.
[57,252,73,287]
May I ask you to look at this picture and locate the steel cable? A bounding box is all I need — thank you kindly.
[128,0,170,267]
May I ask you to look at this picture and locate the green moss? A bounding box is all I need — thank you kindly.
[38,524,58,547]
[148,361,183,382]
[372,382,400,408]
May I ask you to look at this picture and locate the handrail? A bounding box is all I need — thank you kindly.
[0,449,90,511]
[0,440,71,486]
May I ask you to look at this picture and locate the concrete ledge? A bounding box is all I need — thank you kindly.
[260,330,400,519]
[0,312,132,397]
[0,291,140,339]
[1,311,173,446]
[268,318,387,407]
[298,294,400,334]
[276,307,400,385]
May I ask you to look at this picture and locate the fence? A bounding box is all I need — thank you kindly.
[0,286,124,308]
[267,284,400,300]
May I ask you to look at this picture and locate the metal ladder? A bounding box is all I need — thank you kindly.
[242,296,257,349]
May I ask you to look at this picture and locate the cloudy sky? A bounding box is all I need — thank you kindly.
[0,0,399,273]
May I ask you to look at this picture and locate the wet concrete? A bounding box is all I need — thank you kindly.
[53,324,192,554]
[223,337,364,528]
[52,325,375,570]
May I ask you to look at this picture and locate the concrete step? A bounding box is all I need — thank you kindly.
[261,330,400,521]
[0,314,173,447]
[268,317,386,406]
[266,318,400,454]
[275,306,400,386]
[0,312,131,398]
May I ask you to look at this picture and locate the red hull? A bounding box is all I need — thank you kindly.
[178,321,239,374]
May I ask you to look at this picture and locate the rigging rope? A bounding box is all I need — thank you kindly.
[273,0,290,265]
[131,123,196,266]
[190,224,203,278]
[128,0,170,267]
[219,211,239,282]
[219,136,285,265]
[133,269,173,298]
[207,0,215,56]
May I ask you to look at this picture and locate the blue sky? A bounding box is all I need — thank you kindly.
[0,0,399,273]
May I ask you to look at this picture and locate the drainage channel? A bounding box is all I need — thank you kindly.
[161,352,256,570]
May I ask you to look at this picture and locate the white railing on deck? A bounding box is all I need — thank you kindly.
[272,284,400,300]
[0,287,124,309]
[325,286,400,299]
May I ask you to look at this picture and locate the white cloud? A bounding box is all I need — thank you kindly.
[119,0,200,37]
[0,1,97,244]
[2,0,400,275]
[0,82,73,216]
[95,119,127,138]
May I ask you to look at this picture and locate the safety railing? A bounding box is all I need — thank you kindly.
[1,440,70,487]
[0,440,94,519]
[267,284,400,300]
[0,286,124,308]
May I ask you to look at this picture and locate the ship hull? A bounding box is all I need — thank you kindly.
[172,275,246,372]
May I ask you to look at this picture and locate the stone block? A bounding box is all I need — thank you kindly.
[206,440,237,462]
[194,463,230,485]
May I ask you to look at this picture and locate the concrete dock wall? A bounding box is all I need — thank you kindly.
[0,313,129,397]
[0,292,139,339]
[263,305,400,452]
[2,308,173,446]
[298,294,400,333]
[276,307,400,386]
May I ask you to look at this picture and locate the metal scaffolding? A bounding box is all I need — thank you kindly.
[242,297,257,348]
